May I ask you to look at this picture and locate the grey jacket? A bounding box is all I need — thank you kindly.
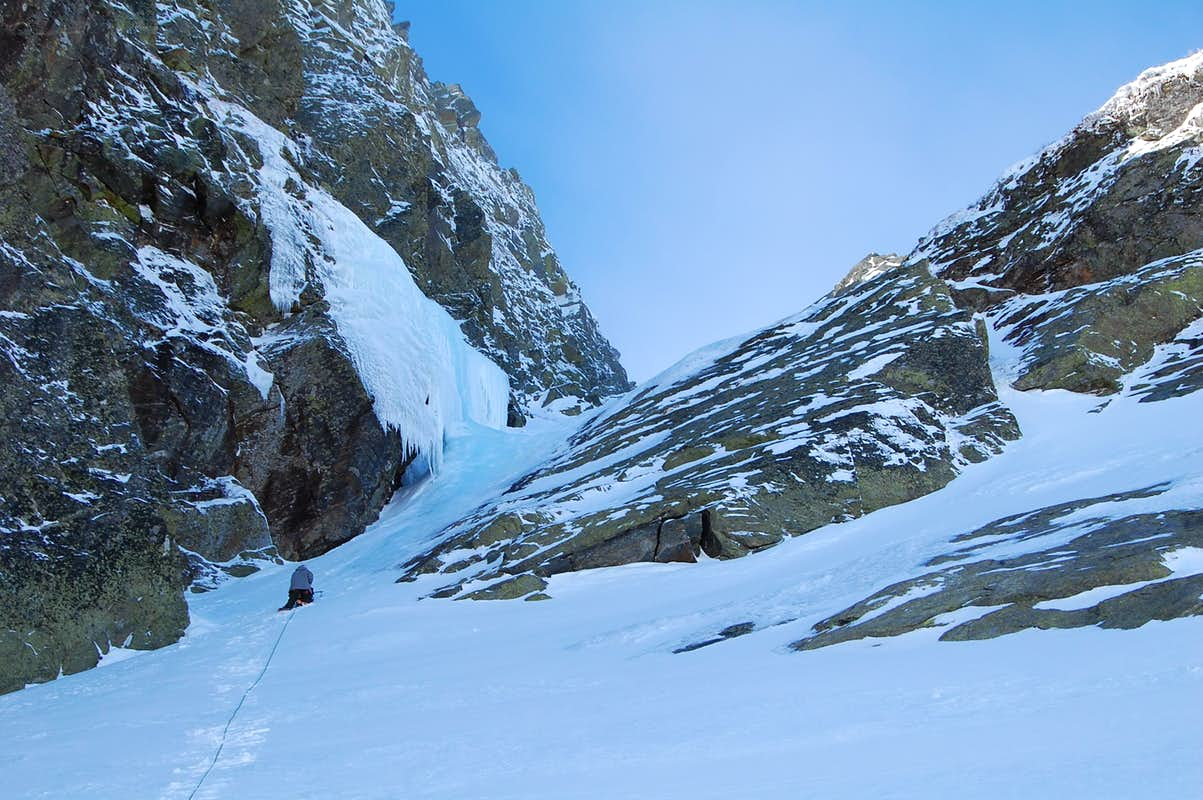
[290,565,314,591]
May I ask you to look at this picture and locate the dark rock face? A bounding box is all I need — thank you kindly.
[0,0,626,691]
[792,486,1203,651]
[0,296,193,694]
[0,506,190,695]
[254,311,415,560]
[404,263,1019,597]
[0,0,271,691]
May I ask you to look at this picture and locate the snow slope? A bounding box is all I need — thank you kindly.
[2,330,1202,799]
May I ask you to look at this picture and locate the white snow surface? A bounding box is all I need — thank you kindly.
[3,327,1202,798]
[207,98,509,471]
[846,349,904,381]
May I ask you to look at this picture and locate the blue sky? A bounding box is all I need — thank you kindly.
[394,1,1203,382]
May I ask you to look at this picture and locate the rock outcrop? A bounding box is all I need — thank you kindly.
[833,252,902,293]
[911,51,1203,396]
[0,0,625,692]
[792,487,1203,650]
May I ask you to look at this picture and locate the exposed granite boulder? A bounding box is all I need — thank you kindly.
[404,262,1019,597]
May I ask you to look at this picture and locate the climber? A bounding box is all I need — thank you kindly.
[279,564,315,611]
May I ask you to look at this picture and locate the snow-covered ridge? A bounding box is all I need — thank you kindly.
[1089,48,1203,128]
[833,252,903,293]
[912,49,1203,279]
[899,51,1203,404]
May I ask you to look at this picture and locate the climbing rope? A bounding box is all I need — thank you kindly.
[187,609,296,800]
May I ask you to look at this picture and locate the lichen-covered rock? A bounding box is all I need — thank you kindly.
[402,262,1019,596]
[994,250,1203,395]
[0,297,192,694]
[0,508,190,695]
[791,486,1203,651]
[460,573,547,601]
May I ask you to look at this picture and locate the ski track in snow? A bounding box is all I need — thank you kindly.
[3,341,1203,798]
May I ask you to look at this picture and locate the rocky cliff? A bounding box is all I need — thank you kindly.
[0,0,626,693]
[154,1,628,410]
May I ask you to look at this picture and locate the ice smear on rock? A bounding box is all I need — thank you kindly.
[209,97,509,475]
